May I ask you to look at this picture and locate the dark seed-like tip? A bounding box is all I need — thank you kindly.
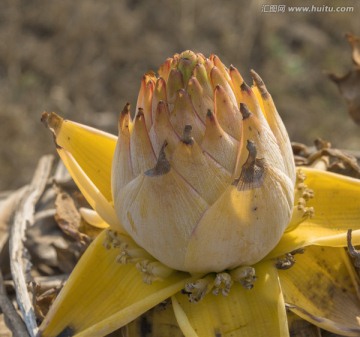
[136,108,144,119]
[145,141,171,177]
[246,140,257,159]
[121,102,131,115]
[239,103,251,120]
[233,140,265,190]
[250,70,269,99]
[156,100,166,113]
[206,109,214,117]
[240,81,251,93]
[182,125,194,145]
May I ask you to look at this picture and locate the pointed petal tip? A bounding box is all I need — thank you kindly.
[240,81,251,93]
[136,108,144,118]
[155,100,169,114]
[239,103,251,119]
[250,70,269,99]
[119,103,131,133]
[181,125,194,145]
[145,141,171,177]
[122,102,131,114]
[206,109,214,119]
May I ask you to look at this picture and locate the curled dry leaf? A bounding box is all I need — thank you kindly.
[329,33,360,125]
[329,69,360,125]
[54,189,89,244]
[292,139,360,178]
[32,282,62,321]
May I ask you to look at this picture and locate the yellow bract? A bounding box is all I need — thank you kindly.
[269,168,360,258]
[279,246,360,336]
[40,231,193,337]
[42,112,116,201]
[173,261,289,337]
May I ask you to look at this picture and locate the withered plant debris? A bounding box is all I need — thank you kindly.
[287,311,321,337]
[54,189,89,245]
[292,138,360,179]
[329,33,360,125]
[347,229,360,269]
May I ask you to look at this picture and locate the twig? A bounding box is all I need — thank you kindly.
[0,269,30,337]
[9,155,54,337]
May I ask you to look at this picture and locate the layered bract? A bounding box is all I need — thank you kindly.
[112,51,296,273]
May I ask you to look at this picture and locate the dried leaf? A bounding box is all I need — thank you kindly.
[329,69,360,125]
[25,214,68,274]
[33,283,62,321]
[346,33,360,66]
[54,190,88,244]
[287,311,321,337]
[52,243,82,274]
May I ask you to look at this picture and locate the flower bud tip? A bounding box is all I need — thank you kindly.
[250,70,269,99]
[234,140,265,190]
[240,81,251,94]
[182,125,194,145]
[136,108,144,119]
[239,103,251,119]
[145,141,170,176]
[246,140,257,159]
[206,109,215,121]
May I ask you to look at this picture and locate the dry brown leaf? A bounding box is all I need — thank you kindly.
[32,283,61,321]
[346,33,360,67]
[54,190,88,244]
[329,69,360,125]
[51,243,83,274]
[328,33,360,126]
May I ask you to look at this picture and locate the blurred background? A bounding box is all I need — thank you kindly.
[0,0,359,191]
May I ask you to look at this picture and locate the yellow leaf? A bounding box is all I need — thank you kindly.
[269,168,360,258]
[279,246,360,336]
[39,230,192,337]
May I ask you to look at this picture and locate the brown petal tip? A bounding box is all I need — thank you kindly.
[240,81,251,94]
[250,70,269,99]
[145,141,171,177]
[118,103,131,134]
[233,140,266,190]
[181,125,194,145]
[239,103,251,119]
[136,108,144,118]
[121,102,131,115]
[206,109,215,121]
[41,111,63,134]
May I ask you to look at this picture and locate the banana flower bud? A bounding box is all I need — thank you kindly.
[112,51,295,274]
